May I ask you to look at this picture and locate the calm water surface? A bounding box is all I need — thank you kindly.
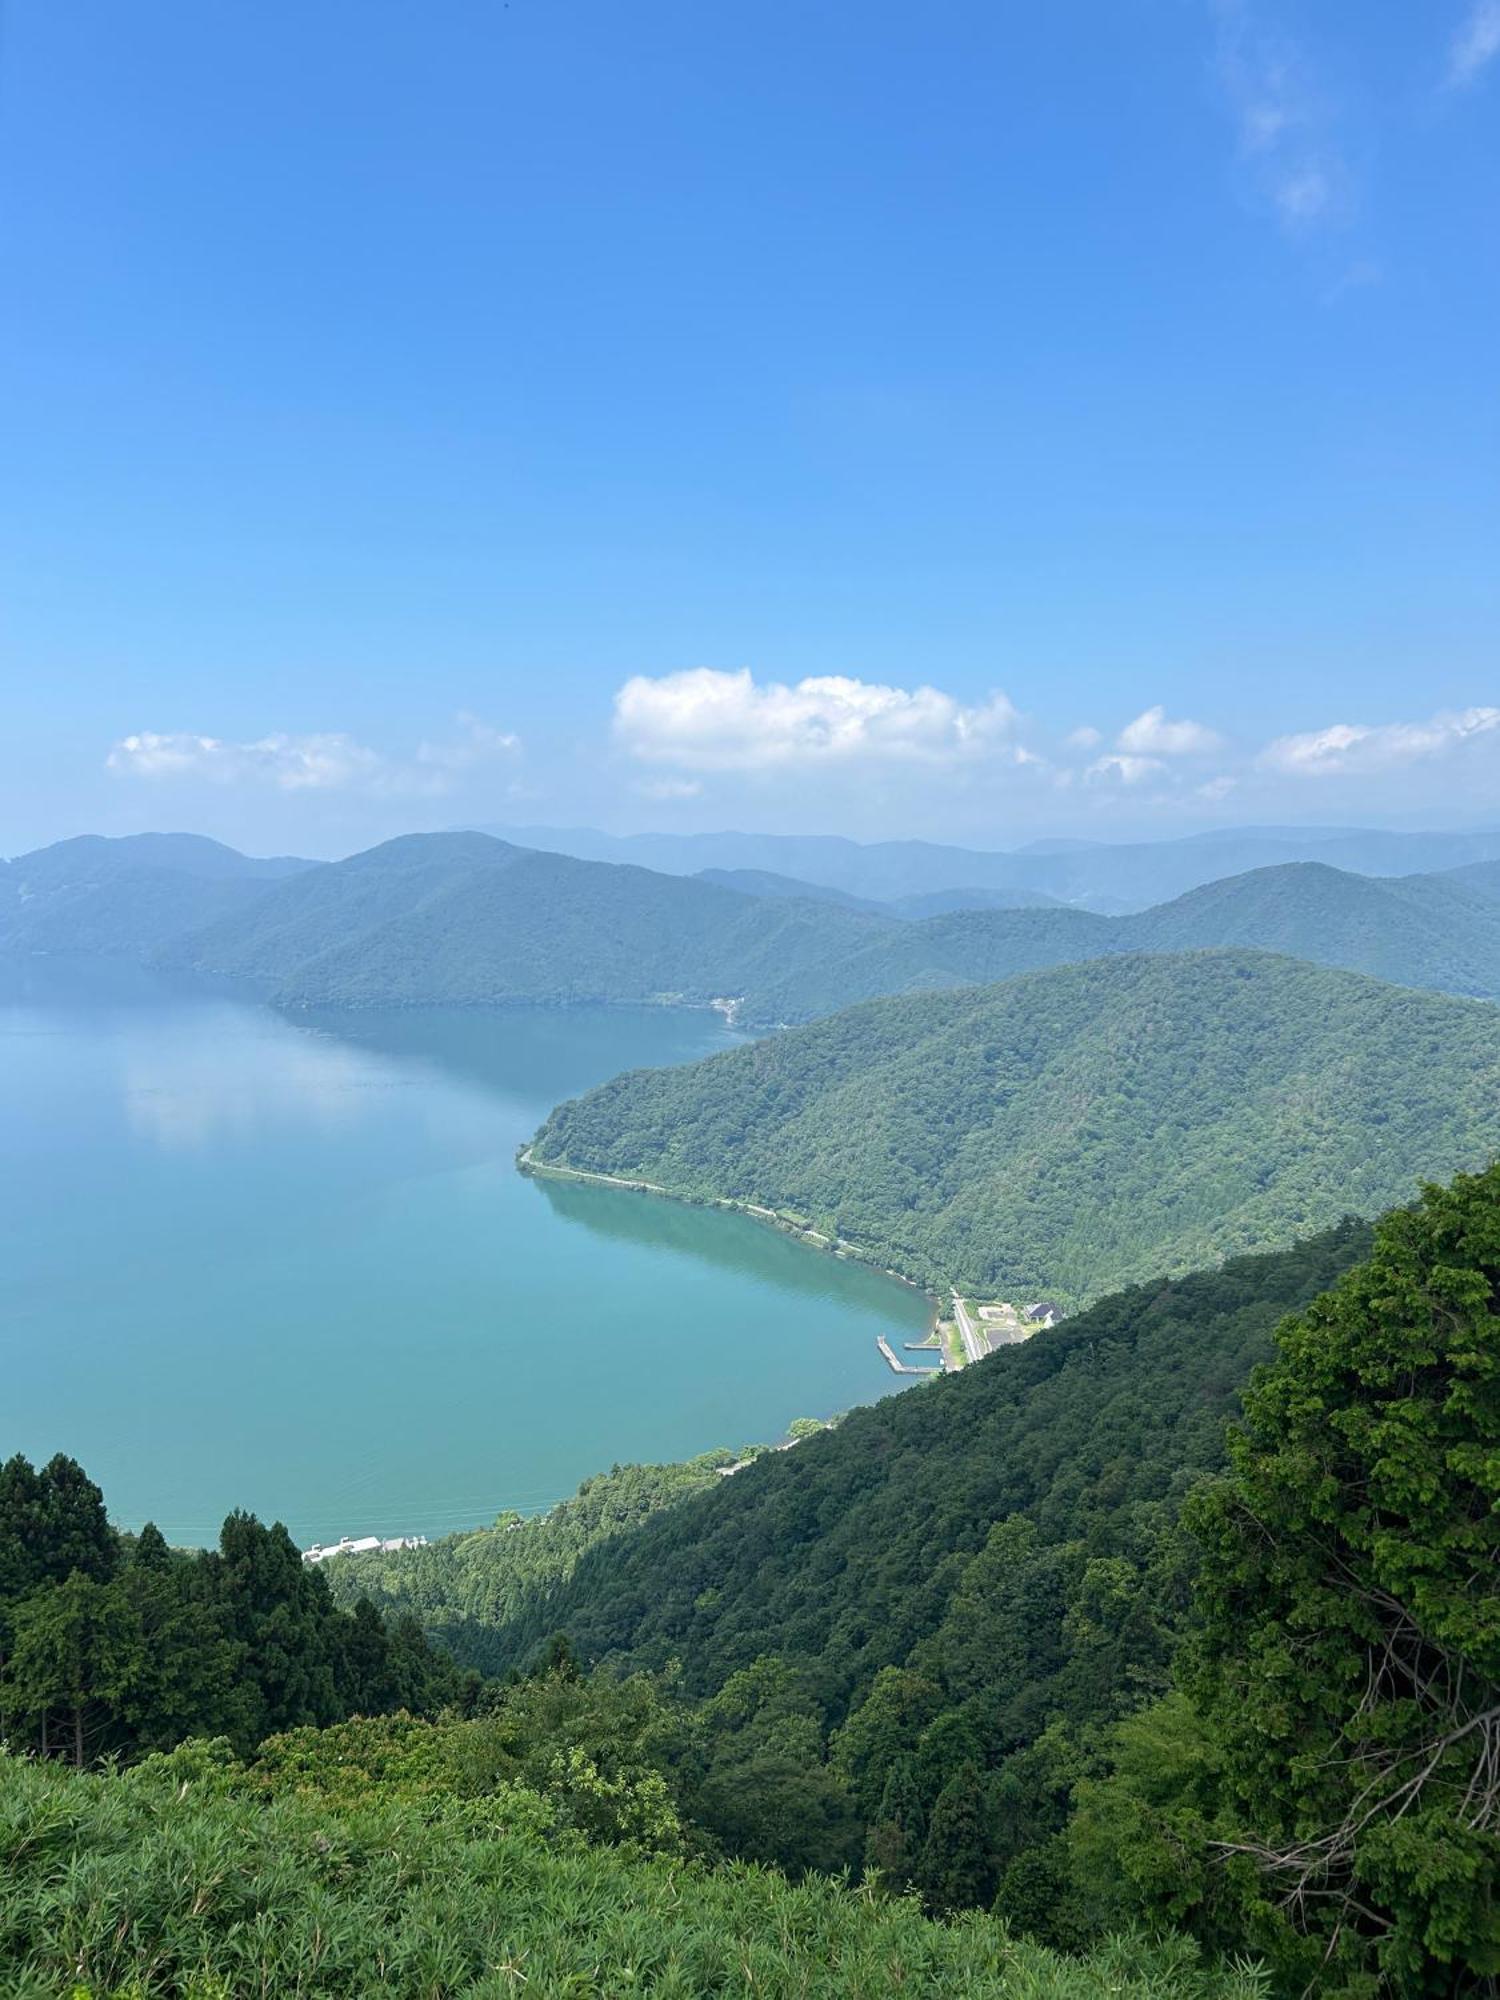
[0,957,930,1545]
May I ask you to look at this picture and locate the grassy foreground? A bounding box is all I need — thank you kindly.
[0,1747,1264,2000]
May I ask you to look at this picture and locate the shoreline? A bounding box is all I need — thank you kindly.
[517,1143,941,1320]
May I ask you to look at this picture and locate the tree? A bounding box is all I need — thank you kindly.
[1184,1163,1500,1991]
[131,1522,173,1571]
[114,1559,250,1753]
[206,1512,340,1741]
[832,1666,942,1822]
[916,1762,992,1913]
[0,1453,115,1603]
[864,1754,924,1884]
[1,1572,140,1765]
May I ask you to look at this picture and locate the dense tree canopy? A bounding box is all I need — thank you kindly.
[1182,1163,1500,1990]
[0,1459,469,1764]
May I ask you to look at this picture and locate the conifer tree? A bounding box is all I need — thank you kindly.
[916,1762,992,1913]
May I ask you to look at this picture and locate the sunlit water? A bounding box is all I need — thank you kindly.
[0,957,931,1546]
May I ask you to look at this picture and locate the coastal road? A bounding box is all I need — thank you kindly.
[951,1291,987,1366]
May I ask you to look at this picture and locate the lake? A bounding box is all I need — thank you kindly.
[0,957,931,1547]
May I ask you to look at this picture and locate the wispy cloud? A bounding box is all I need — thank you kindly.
[1063,725,1102,751]
[1259,705,1500,777]
[612,668,1026,772]
[107,715,520,797]
[1447,0,1500,87]
[1085,753,1167,788]
[414,712,520,775]
[1213,2,1352,235]
[634,776,704,801]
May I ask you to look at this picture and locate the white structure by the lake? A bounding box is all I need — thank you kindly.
[303,1533,428,1565]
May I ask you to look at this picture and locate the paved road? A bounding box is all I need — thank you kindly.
[950,1291,987,1366]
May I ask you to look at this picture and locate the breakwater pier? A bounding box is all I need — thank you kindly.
[876,1334,939,1375]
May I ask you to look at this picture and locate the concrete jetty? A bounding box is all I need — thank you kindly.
[876,1334,939,1375]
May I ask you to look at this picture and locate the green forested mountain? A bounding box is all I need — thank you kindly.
[529,949,1500,1301]
[1130,858,1500,997]
[747,859,1500,1019]
[165,830,893,1007]
[0,832,313,957]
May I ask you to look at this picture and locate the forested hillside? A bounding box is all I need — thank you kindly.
[165,830,894,1007]
[1131,859,1500,997]
[748,859,1500,1018]
[529,949,1500,1301]
[0,832,312,957]
[327,1451,737,1670]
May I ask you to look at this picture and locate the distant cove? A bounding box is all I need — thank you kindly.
[0,957,929,1547]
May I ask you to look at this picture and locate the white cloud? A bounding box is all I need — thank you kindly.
[1116,706,1224,756]
[1448,1,1500,86]
[107,715,520,798]
[1086,753,1166,787]
[1064,725,1102,751]
[1260,706,1500,777]
[612,668,1024,771]
[1214,4,1351,235]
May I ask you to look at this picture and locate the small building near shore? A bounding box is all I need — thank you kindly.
[303,1533,428,1565]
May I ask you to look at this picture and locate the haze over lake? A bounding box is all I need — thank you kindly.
[0,957,928,1546]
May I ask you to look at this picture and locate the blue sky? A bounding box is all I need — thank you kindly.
[2,0,1496,856]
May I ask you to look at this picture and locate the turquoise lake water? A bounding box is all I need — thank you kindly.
[0,957,931,1547]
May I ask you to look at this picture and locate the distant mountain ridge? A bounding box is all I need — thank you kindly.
[693,866,1064,918]
[9,829,1500,1024]
[527,948,1500,1305]
[474,820,1500,913]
